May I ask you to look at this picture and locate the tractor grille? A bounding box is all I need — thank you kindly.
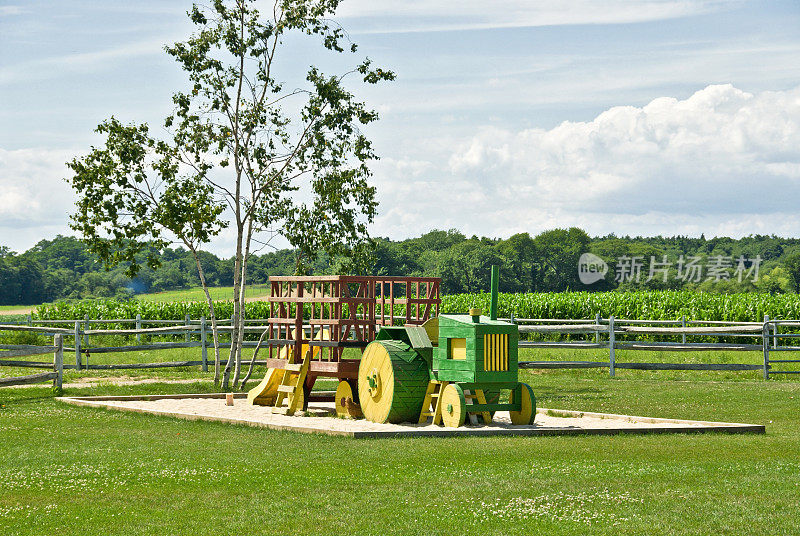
[483,333,509,371]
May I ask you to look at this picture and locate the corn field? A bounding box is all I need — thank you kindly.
[28,290,800,323]
[443,291,800,322]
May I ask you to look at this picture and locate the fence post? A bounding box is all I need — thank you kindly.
[83,314,90,349]
[26,314,32,326]
[200,316,208,372]
[74,321,82,369]
[185,314,191,343]
[53,334,63,391]
[773,322,778,349]
[762,314,770,380]
[608,315,616,377]
[681,315,686,345]
[595,313,601,345]
[136,314,142,344]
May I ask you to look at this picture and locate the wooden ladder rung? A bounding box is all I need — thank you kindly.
[283,363,303,372]
[419,380,446,424]
[277,385,296,393]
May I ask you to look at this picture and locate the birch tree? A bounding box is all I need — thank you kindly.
[68,119,229,381]
[68,0,393,390]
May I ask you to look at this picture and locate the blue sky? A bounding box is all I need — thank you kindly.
[1,1,800,256]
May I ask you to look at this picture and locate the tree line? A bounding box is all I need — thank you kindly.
[2,228,800,305]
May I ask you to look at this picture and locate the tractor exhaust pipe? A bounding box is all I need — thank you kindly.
[490,265,499,321]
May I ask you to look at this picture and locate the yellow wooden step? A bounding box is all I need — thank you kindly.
[282,363,303,372]
[418,380,446,424]
[277,385,297,393]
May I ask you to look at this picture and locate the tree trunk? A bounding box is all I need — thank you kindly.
[232,217,253,389]
[222,32,247,391]
[188,246,221,385]
[231,257,246,388]
[222,223,244,391]
[240,326,269,390]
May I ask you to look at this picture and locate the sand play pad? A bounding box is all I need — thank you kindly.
[57,393,765,438]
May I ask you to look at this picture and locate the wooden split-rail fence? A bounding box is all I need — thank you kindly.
[1,314,799,380]
[0,334,63,389]
[511,314,800,379]
[0,316,272,372]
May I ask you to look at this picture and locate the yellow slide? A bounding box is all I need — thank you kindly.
[247,328,329,406]
[247,365,284,406]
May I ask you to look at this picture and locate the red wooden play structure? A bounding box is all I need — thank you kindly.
[247,275,440,412]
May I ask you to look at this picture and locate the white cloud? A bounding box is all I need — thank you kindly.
[0,146,292,258]
[0,147,76,248]
[370,84,800,239]
[4,85,800,256]
[337,0,739,33]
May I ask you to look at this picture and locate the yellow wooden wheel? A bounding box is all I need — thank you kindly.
[358,342,395,423]
[509,383,536,425]
[440,383,467,428]
[358,341,430,423]
[335,380,361,418]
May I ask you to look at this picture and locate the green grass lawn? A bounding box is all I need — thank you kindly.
[0,284,270,317]
[2,353,799,535]
[0,306,34,317]
[3,341,794,383]
[135,284,270,302]
[0,305,34,312]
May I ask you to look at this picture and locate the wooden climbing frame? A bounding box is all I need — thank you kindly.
[261,275,441,396]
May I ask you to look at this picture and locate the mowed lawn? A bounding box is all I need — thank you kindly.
[0,284,270,317]
[136,284,270,303]
[2,364,799,535]
[0,306,35,316]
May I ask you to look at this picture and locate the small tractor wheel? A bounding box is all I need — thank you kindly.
[335,380,361,419]
[509,383,536,425]
[440,383,467,428]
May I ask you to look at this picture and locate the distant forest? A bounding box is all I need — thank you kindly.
[2,229,800,305]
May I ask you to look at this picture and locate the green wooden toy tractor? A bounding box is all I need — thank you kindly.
[356,267,536,427]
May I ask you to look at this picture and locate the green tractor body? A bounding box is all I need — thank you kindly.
[434,313,518,387]
[357,267,536,427]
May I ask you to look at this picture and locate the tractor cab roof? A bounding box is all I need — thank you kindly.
[439,314,512,327]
